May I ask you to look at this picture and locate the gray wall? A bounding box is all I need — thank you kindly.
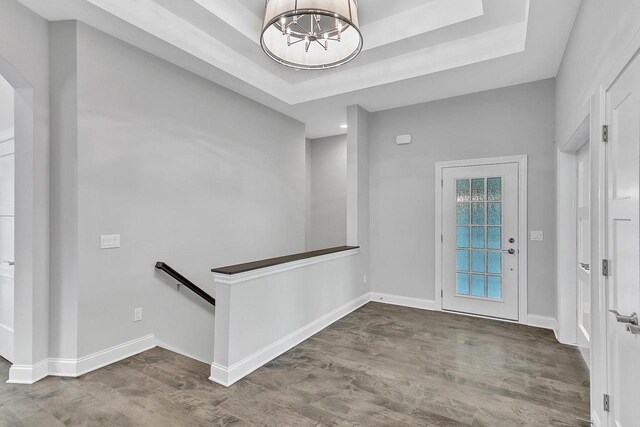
[369,79,557,318]
[49,22,306,363]
[306,135,347,250]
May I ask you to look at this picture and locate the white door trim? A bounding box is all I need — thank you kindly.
[435,155,528,324]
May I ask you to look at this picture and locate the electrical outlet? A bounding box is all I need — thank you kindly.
[134,307,142,322]
[530,231,544,241]
[363,274,367,284]
[100,234,121,249]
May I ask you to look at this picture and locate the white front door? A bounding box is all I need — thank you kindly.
[442,162,520,320]
[577,142,591,348]
[0,135,14,362]
[605,50,640,426]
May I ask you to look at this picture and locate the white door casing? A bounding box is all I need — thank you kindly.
[577,142,591,349]
[437,157,526,321]
[0,130,14,362]
[605,50,640,426]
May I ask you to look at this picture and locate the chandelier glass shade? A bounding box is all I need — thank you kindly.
[260,0,362,70]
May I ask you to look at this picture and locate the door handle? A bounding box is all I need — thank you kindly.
[502,249,516,255]
[609,310,639,326]
[579,263,590,270]
[2,261,14,266]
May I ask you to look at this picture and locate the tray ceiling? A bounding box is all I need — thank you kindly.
[17,0,581,137]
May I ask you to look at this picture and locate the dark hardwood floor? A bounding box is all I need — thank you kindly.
[0,303,590,426]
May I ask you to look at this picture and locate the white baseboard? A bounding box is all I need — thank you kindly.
[591,410,601,427]
[369,292,437,311]
[48,334,156,377]
[8,334,155,384]
[7,359,48,384]
[210,292,371,387]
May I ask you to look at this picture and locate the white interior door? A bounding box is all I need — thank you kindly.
[605,51,640,426]
[0,136,14,362]
[442,163,519,320]
[577,142,591,348]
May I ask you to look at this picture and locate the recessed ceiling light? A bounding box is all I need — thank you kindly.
[340,124,348,129]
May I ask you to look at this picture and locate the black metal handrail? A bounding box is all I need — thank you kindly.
[155,262,216,307]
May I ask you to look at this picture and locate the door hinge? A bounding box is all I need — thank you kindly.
[602,125,609,143]
[441,289,444,298]
[602,259,609,277]
[603,394,610,412]
[441,179,443,188]
[441,234,443,243]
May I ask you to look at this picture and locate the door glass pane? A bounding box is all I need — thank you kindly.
[487,276,502,299]
[471,203,485,225]
[471,227,485,248]
[487,177,502,201]
[487,227,501,250]
[456,250,469,271]
[456,273,470,295]
[471,178,485,201]
[457,227,469,248]
[487,202,501,225]
[456,203,470,225]
[487,251,501,274]
[471,250,485,273]
[456,179,470,202]
[471,274,485,297]
[453,176,505,301]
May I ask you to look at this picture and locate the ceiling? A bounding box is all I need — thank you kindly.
[17,0,581,138]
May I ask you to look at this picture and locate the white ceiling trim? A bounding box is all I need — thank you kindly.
[361,0,484,51]
[192,0,262,45]
[289,21,528,104]
[85,0,294,101]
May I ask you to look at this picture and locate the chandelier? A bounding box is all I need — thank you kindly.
[260,0,363,70]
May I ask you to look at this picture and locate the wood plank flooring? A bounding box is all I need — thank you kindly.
[0,303,590,426]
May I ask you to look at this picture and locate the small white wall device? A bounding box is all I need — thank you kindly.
[396,134,412,145]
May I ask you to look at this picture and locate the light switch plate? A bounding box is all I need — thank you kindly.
[100,234,121,249]
[134,307,142,322]
[530,231,544,241]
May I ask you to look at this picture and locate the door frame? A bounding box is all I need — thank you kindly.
[0,57,48,384]
[435,155,528,324]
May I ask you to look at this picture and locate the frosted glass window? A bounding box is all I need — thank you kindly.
[471,203,485,225]
[471,250,485,273]
[456,273,470,295]
[454,176,503,300]
[471,227,485,249]
[457,203,470,225]
[487,177,502,201]
[487,251,501,274]
[456,250,469,271]
[471,274,485,297]
[457,227,469,248]
[487,227,501,250]
[456,179,470,202]
[487,276,502,299]
[487,203,502,225]
[471,179,485,201]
